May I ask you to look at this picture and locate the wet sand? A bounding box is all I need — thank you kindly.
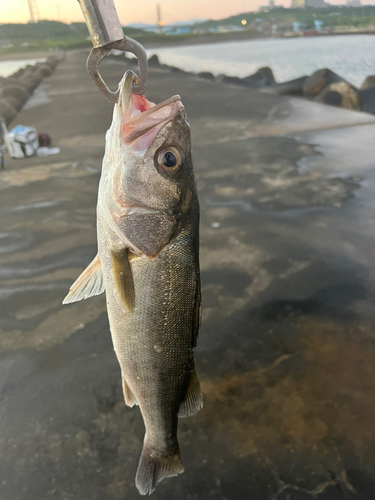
[1,50,375,499]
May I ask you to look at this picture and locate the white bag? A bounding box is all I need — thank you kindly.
[7,125,38,158]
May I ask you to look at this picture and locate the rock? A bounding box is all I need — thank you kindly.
[46,55,60,69]
[168,66,186,74]
[5,96,24,111]
[241,67,275,88]
[360,75,375,90]
[359,86,375,114]
[0,77,28,90]
[256,66,275,84]
[217,75,243,86]
[34,63,53,78]
[11,68,25,79]
[34,64,53,79]
[17,69,42,92]
[269,76,308,96]
[316,82,361,111]
[198,72,215,81]
[303,68,347,97]
[0,85,30,104]
[148,54,160,67]
[0,98,18,125]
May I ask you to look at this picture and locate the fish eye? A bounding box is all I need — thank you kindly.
[163,151,177,168]
[156,147,182,175]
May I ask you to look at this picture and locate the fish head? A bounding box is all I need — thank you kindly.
[102,71,198,257]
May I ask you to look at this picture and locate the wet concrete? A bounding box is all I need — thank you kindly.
[1,50,375,499]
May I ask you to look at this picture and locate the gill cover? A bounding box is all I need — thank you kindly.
[101,71,188,258]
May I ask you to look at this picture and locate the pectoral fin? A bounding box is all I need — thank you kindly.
[111,249,135,312]
[63,254,104,304]
[178,370,203,418]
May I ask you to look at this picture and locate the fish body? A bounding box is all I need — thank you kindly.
[64,71,202,495]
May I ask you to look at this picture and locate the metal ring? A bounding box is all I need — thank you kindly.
[86,36,148,102]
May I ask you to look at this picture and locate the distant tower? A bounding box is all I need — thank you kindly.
[27,0,40,23]
[156,3,164,34]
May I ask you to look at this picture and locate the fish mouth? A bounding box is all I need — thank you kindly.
[119,71,183,150]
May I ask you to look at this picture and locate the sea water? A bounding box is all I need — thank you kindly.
[147,35,375,87]
[0,58,46,78]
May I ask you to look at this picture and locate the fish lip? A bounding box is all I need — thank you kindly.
[123,96,183,146]
[127,95,181,125]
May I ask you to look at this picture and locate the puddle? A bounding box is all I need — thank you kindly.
[23,83,52,110]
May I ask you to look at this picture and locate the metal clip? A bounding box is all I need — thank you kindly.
[78,0,124,48]
[86,37,148,100]
[78,0,148,100]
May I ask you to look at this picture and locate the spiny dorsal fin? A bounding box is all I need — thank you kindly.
[178,369,203,418]
[122,377,138,407]
[111,249,135,312]
[63,254,104,304]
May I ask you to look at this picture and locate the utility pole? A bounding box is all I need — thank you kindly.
[156,3,164,34]
[27,0,40,23]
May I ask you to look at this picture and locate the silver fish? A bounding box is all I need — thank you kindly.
[63,71,202,495]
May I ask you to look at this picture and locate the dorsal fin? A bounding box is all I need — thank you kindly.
[63,254,104,304]
[111,249,135,312]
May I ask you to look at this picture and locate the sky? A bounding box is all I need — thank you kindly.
[1,0,375,25]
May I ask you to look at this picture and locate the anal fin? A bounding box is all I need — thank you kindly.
[63,254,104,304]
[122,377,138,407]
[178,370,203,418]
[111,249,135,312]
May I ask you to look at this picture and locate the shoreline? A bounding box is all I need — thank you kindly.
[0,29,374,57]
[141,29,375,49]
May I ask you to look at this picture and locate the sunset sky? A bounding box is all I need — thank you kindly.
[1,0,375,25]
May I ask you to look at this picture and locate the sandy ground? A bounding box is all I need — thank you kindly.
[1,50,375,499]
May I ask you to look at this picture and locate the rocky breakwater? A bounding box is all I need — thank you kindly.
[0,55,62,126]
[216,66,375,115]
[112,53,375,116]
[218,65,375,116]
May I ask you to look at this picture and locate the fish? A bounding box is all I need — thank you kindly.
[63,70,202,495]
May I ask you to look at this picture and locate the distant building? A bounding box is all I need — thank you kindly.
[347,0,361,5]
[165,26,190,35]
[306,0,327,7]
[291,0,327,7]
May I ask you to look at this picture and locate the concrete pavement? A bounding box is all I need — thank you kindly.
[1,50,375,499]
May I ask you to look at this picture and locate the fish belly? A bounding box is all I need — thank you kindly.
[104,240,198,434]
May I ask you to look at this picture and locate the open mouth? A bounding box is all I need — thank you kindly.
[120,78,183,150]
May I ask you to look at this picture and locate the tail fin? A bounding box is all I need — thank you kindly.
[135,437,184,495]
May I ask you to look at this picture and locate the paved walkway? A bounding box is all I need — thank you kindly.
[1,50,375,499]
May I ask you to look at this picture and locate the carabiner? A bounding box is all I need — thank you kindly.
[86,36,149,102]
